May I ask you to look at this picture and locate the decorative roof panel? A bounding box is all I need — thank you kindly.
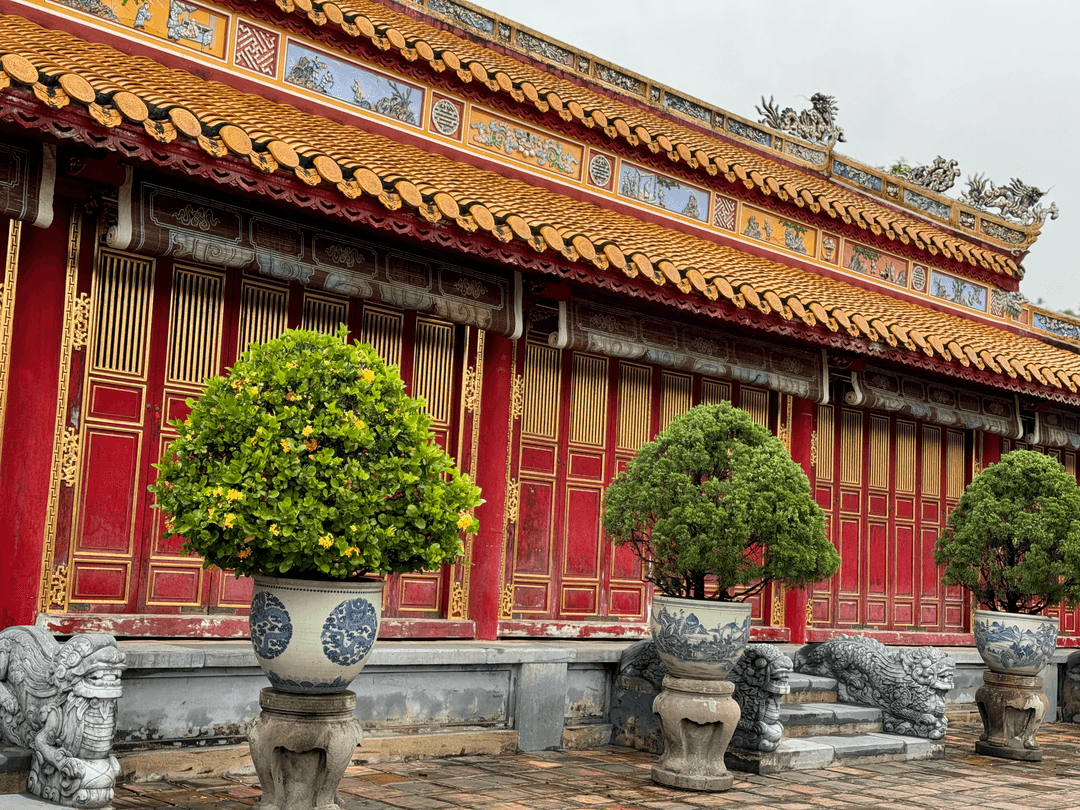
[0,13,1077,398]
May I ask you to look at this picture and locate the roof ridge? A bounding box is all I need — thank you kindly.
[253,0,1028,276]
[0,12,1074,397]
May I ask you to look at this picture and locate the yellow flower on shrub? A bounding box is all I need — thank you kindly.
[237,547,251,559]
[280,439,291,452]
[457,512,472,530]
[226,489,243,502]
[224,513,236,528]
[318,534,333,548]
[301,426,313,437]
[269,524,279,536]
[360,368,376,384]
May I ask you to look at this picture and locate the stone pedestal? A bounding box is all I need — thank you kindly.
[652,676,739,791]
[975,672,1049,762]
[248,688,363,810]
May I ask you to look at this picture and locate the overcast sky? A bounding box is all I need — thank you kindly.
[476,0,1078,311]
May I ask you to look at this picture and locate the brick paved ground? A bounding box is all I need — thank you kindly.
[109,722,1080,810]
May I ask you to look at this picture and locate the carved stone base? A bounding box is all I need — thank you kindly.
[652,676,739,791]
[975,672,1049,762]
[248,688,363,810]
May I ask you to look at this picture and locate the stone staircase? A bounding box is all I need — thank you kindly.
[726,672,945,774]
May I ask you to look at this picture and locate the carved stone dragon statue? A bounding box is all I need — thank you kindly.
[757,93,846,147]
[0,626,127,808]
[793,635,953,740]
[960,174,1060,226]
[727,644,792,752]
[896,156,961,193]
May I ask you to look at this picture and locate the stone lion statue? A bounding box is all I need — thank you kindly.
[727,644,792,752]
[0,626,127,808]
[793,635,953,739]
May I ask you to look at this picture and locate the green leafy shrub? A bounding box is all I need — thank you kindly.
[149,327,482,580]
[601,402,839,600]
[934,449,1080,613]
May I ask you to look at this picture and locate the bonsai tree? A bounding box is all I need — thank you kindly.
[934,449,1080,613]
[150,327,482,580]
[601,401,839,600]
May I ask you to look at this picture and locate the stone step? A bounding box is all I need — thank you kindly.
[782,674,838,704]
[0,746,30,795]
[779,702,883,737]
[726,732,944,774]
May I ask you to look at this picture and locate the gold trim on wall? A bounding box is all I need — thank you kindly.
[569,353,608,447]
[522,341,559,438]
[840,409,863,486]
[895,420,916,494]
[238,280,288,351]
[740,386,769,427]
[450,329,484,620]
[659,371,692,432]
[616,363,651,451]
[869,414,889,490]
[0,219,22,461]
[38,210,83,613]
[922,426,942,498]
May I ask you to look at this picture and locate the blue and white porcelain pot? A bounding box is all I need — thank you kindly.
[249,575,384,694]
[972,609,1058,677]
[650,595,752,680]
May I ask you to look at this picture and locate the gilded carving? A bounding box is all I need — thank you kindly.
[809,429,818,469]
[462,365,480,414]
[499,583,514,619]
[39,210,82,614]
[770,583,785,626]
[59,427,80,487]
[504,478,520,525]
[509,373,525,420]
[47,565,68,610]
[69,292,91,351]
[448,582,467,620]
[805,600,814,626]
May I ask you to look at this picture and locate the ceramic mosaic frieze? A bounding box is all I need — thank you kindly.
[428,95,465,140]
[842,241,908,287]
[468,108,582,179]
[617,163,709,223]
[739,204,818,257]
[713,194,737,231]
[833,159,883,192]
[49,0,229,59]
[233,19,280,78]
[820,233,840,264]
[1033,311,1080,343]
[903,187,950,220]
[284,41,424,127]
[585,150,616,191]
[930,269,988,313]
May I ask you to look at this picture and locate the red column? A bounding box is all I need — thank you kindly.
[468,331,514,640]
[785,394,816,644]
[982,431,1002,469]
[0,208,71,629]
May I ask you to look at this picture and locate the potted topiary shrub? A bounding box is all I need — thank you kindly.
[934,449,1080,677]
[602,401,840,681]
[150,327,482,694]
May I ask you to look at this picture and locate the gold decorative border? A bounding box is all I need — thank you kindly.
[498,364,524,619]
[0,219,22,460]
[38,209,83,613]
[449,328,484,620]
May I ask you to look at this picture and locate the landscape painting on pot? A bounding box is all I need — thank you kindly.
[150,328,482,693]
[603,402,841,677]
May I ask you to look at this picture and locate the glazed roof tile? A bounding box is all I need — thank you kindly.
[0,14,1076,395]
[263,0,1021,276]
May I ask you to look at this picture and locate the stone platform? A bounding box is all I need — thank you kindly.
[5,722,1080,810]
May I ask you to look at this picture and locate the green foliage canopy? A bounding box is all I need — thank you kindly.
[934,449,1080,613]
[601,402,839,601]
[149,328,482,580]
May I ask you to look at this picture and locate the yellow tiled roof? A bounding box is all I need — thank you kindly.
[0,14,1075,396]
[267,0,1020,277]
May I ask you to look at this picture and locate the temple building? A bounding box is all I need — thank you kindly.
[1,0,1077,649]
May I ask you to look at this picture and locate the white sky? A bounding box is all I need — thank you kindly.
[475,0,1078,311]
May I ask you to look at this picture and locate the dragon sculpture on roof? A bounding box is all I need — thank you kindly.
[757,93,846,147]
[960,175,1060,226]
